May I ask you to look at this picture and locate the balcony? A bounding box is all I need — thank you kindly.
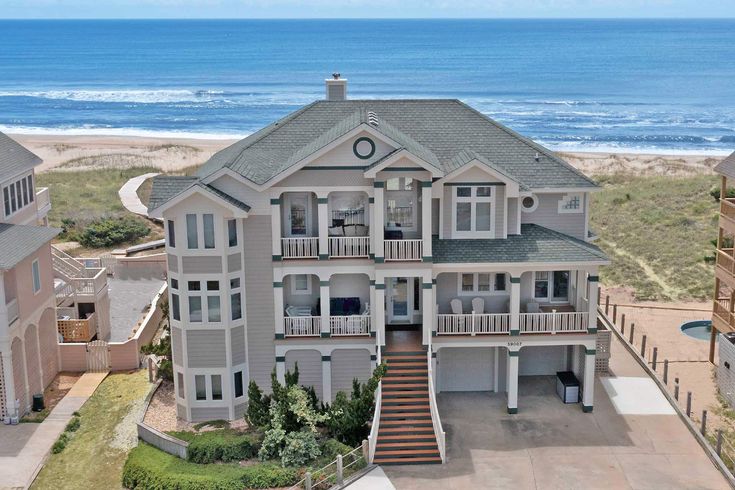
[36,186,51,220]
[713,298,735,333]
[519,311,589,334]
[284,315,321,337]
[384,239,423,261]
[437,313,510,335]
[281,237,319,259]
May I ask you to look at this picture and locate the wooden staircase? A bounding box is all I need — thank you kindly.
[374,349,442,465]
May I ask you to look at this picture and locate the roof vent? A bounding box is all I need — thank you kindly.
[535,152,540,162]
[325,73,347,101]
[367,111,379,127]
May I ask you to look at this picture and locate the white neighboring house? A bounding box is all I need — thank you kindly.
[148,76,609,464]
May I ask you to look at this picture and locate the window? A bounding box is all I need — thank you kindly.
[452,186,494,237]
[228,219,237,247]
[207,281,219,291]
[187,281,200,291]
[171,293,181,321]
[189,296,202,322]
[167,220,176,247]
[9,183,16,213]
[177,372,185,399]
[27,175,34,202]
[231,292,242,320]
[534,271,570,301]
[234,371,244,398]
[171,278,179,289]
[31,259,41,293]
[21,178,28,206]
[3,187,9,217]
[207,295,221,322]
[230,277,240,289]
[203,214,215,249]
[521,194,538,213]
[558,193,583,214]
[291,274,311,295]
[459,272,507,295]
[195,375,206,400]
[211,375,223,400]
[534,271,549,299]
[186,214,198,248]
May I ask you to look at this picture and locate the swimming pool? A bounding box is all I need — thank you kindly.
[680,320,713,341]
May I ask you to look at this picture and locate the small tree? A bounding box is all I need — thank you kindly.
[246,380,271,429]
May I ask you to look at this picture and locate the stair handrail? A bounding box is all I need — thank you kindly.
[427,348,447,463]
[367,381,382,464]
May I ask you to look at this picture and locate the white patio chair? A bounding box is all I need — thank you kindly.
[450,298,463,315]
[472,297,485,314]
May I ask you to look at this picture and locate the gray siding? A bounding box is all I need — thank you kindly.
[442,185,452,238]
[171,327,183,367]
[190,407,230,422]
[167,253,178,272]
[520,192,586,239]
[243,215,276,391]
[435,272,510,314]
[231,326,246,366]
[186,329,226,368]
[227,253,241,272]
[234,402,247,419]
[431,198,440,235]
[181,255,223,274]
[177,403,187,419]
[276,169,371,188]
[331,349,371,398]
[507,197,519,235]
[286,349,323,400]
[494,185,505,239]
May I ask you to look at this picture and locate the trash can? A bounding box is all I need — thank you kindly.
[32,393,45,412]
[556,371,580,404]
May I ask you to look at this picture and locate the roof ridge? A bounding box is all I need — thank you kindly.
[451,100,598,188]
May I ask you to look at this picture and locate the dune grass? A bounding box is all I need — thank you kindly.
[31,370,151,490]
[590,173,719,301]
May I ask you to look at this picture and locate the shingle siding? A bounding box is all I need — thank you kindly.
[286,349,323,400]
[231,326,246,366]
[186,330,226,368]
[181,256,223,274]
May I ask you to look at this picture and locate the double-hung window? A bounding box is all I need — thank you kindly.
[207,281,221,322]
[188,281,202,322]
[228,219,238,247]
[186,214,198,249]
[459,272,507,295]
[453,186,494,238]
[167,220,176,247]
[32,259,41,293]
[230,277,242,321]
[203,214,215,249]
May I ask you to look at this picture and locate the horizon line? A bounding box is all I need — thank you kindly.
[2,17,735,21]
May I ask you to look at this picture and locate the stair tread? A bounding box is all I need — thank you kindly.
[385,369,428,374]
[373,456,442,464]
[383,390,429,395]
[382,404,431,411]
[379,427,435,433]
[380,420,433,426]
[377,441,438,448]
[384,376,428,381]
[382,397,430,403]
[375,449,440,456]
[381,383,428,389]
[378,433,436,440]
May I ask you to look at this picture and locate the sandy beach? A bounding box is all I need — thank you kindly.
[9,133,725,176]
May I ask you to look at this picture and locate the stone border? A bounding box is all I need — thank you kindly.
[135,378,189,459]
[598,307,735,489]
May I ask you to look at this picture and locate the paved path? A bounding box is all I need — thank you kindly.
[118,172,158,217]
[0,372,107,490]
[347,467,396,489]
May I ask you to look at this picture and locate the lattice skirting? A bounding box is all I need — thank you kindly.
[596,330,612,374]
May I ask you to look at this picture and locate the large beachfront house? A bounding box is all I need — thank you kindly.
[148,76,609,464]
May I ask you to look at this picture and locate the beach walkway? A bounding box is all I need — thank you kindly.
[119,172,158,217]
[0,372,107,490]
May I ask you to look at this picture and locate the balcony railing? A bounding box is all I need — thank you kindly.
[36,187,51,217]
[717,249,735,276]
[281,237,319,259]
[437,313,510,335]
[284,316,321,337]
[722,199,735,222]
[384,239,422,261]
[6,298,19,326]
[328,236,370,258]
[519,312,589,334]
[57,313,97,343]
[330,315,371,336]
[714,298,734,331]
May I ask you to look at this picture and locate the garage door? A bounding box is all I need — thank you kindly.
[285,349,323,399]
[519,346,567,376]
[331,349,371,400]
[439,347,494,392]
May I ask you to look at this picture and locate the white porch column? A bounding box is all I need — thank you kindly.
[507,349,519,413]
[510,275,521,335]
[369,281,377,337]
[317,193,329,260]
[322,356,332,401]
[273,279,285,339]
[587,272,599,333]
[276,356,286,384]
[583,348,596,412]
[375,282,386,346]
[422,279,433,345]
[369,197,376,257]
[574,271,585,310]
[421,181,432,260]
[0,340,15,417]
[374,183,385,263]
[320,280,330,337]
[271,197,282,260]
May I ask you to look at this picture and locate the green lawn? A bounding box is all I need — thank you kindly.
[590,173,719,301]
[32,370,152,490]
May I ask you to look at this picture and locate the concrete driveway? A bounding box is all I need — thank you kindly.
[384,371,729,489]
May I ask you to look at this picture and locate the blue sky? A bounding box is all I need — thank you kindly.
[1,0,734,19]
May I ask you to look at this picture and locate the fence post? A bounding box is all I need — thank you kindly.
[147,357,154,383]
[674,378,680,400]
[362,439,369,462]
[663,359,668,384]
[620,313,626,334]
[629,323,635,345]
[612,304,617,323]
[305,472,312,490]
[605,295,610,315]
[701,410,708,436]
[652,347,657,371]
[686,392,692,417]
[640,335,647,358]
[718,430,724,456]
[337,454,344,485]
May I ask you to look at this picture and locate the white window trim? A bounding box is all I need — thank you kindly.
[2,172,33,219]
[290,274,312,295]
[31,259,41,294]
[457,272,509,296]
[520,193,539,213]
[451,186,495,238]
[558,193,584,214]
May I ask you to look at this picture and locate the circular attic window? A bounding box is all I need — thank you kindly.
[353,137,376,160]
[521,194,538,213]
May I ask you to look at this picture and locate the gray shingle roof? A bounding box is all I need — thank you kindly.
[147,175,250,213]
[432,224,608,264]
[0,223,59,270]
[196,99,597,189]
[715,151,735,181]
[0,132,42,179]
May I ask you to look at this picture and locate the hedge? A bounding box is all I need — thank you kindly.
[122,443,300,490]
[166,429,262,463]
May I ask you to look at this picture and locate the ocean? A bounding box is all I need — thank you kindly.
[0,19,734,154]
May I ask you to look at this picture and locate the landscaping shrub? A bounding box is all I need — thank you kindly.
[157,359,174,381]
[122,443,299,490]
[51,432,69,454]
[280,431,321,467]
[182,430,261,464]
[246,380,271,429]
[65,416,81,432]
[320,438,352,461]
[77,216,150,248]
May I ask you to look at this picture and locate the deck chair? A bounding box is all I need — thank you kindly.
[450,298,463,314]
[471,297,485,314]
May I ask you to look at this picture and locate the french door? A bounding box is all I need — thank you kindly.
[284,193,311,237]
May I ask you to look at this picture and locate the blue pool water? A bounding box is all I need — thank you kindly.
[0,19,734,152]
[680,320,713,341]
